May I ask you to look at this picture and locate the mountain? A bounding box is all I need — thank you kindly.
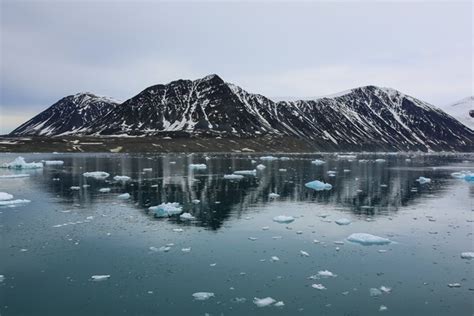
[438,96,473,130]
[10,93,119,136]
[9,75,474,151]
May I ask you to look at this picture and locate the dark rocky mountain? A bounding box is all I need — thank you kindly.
[10,93,119,136]
[9,74,474,151]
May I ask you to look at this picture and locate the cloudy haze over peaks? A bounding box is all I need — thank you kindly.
[1,0,472,133]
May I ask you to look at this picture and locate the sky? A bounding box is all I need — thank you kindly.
[1,0,473,134]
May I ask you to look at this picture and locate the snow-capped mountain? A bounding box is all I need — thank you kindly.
[438,96,473,130]
[10,93,119,136]
[9,75,474,151]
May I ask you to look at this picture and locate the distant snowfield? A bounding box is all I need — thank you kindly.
[438,96,473,130]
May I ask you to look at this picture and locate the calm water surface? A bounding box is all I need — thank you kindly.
[0,152,473,315]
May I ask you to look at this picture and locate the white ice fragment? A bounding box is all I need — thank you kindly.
[173,228,184,233]
[83,171,110,180]
[159,246,171,252]
[224,174,244,180]
[180,212,196,221]
[300,250,310,257]
[192,292,214,300]
[70,186,81,190]
[380,286,391,293]
[248,237,258,241]
[0,174,30,179]
[189,164,207,170]
[192,199,200,204]
[335,218,351,225]
[280,157,290,161]
[305,180,332,191]
[256,164,266,170]
[143,168,153,172]
[91,275,110,282]
[273,215,295,223]
[274,301,285,307]
[448,283,461,288]
[269,193,280,198]
[260,156,278,161]
[1,156,43,169]
[379,305,388,311]
[311,159,325,165]
[375,159,386,163]
[99,188,111,193]
[347,233,392,245]
[0,275,4,282]
[181,248,191,253]
[312,283,326,290]
[416,176,431,184]
[460,252,474,259]
[317,270,337,278]
[44,160,64,166]
[233,169,256,176]
[117,193,130,199]
[370,288,383,297]
[338,154,357,159]
[149,202,183,217]
[0,199,30,206]
[271,256,280,261]
[253,297,276,307]
[113,175,131,182]
[0,192,13,201]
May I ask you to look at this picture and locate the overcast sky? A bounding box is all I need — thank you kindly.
[1,0,472,134]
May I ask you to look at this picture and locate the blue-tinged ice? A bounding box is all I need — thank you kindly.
[149,202,183,217]
[347,233,392,245]
[1,156,43,169]
[305,180,332,191]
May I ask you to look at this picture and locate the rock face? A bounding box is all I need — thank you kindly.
[9,74,474,151]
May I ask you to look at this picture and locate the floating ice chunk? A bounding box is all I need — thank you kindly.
[447,283,461,288]
[83,171,110,180]
[159,246,171,252]
[181,248,191,253]
[379,305,388,311]
[1,156,43,169]
[0,192,13,201]
[253,297,276,307]
[464,174,474,182]
[317,270,337,278]
[274,301,285,307]
[143,168,153,172]
[117,193,130,199]
[192,199,200,204]
[99,188,111,193]
[248,237,258,241]
[273,215,295,223]
[224,174,244,180]
[44,160,64,166]
[335,218,351,225]
[0,275,4,282]
[347,233,392,245]
[180,212,196,221]
[149,202,182,217]
[450,172,465,179]
[189,164,207,170]
[70,186,80,190]
[260,156,278,161]
[113,175,131,182]
[380,286,391,293]
[233,169,256,176]
[256,164,266,170]
[312,284,326,290]
[192,292,214,301]
[370,288,383,297]
[460,252,474,259]
[0,174,30,179]
[280,157,290,161]
[338,155,357,159]
[173,228,184,233]
[300,250,310,257]
[416,176,431,184]
[0,199,31,206]
[269,193,280,198]
[311,159,325,165]
[278,168,287,172]
[305,180,332,191]
[375,159,386,163]
[271,256,280,261]
[91,275,110,282]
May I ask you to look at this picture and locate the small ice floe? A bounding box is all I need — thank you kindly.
[327,170,337,177]
[447,283,461,288]
[305,180,332,191]
[192,292,214,301]
[335,218,351,225]
[343,169,351,173]
[274,301,285,307]
[1,156,43,169]
[158,246,171,252]
[317,270,337,278]
[416,176,431,184]
[269,193,280,199]
[44,160,64,166]
[248,237,258,241]
[370,288,383,297]
[262,226,269,230]
[464,174,474,182]
[83,171,110,180]
[312,284,326,290]
[143,168,153,172]
[0,275,4,282]
[379,305,388,311]
[148,202,183,217]
[0,192,13,201]
[91,275,110,282]
[189,164,207,170]
[375,159,386,163]
[271,256,280,261]
[273,215,295,223]
[0,199,31,206]
[450,172,466,179]
[70,186,81,190]
[253,297,276,307]
[99,188,111,193]
[113,175,131,182]
[338,154,357,160]
[224,174,244,180]
[233,170,257,176]
[300,250,310,257]
[380,286,391,293]
[192,199,200,204]
[109,146,123,153]
[280,157,290,161]
[260,156,278,161]
[460,252,474,259]
[0,174,30,179]
[311,159,325,165]
[173,228,184,233]
[347,233,392,246]
[117,193,130,200]
[256,164,266,170]
[180,212,196,221]
[181,248,191,253]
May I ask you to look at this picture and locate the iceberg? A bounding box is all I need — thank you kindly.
[223,174,244,180]
[347,233,392,245]
[117,193,130,199]
[460,252,474,259]
[311,159,325,165]
[0,199,31,206]
[180,212,196,221]
[192,292,214,301]
[335,218,351,225]
[268,193,280,198]
[1,156,43,169]
[416,176,431,184]
[253,297,276,307]
[83,171,110,180]
[464,174,474,182]
[44,160,64,166]
[305,180,332,191]
[91,275,110,281]
[0,174,30,179]
[113,175,131,182]
[273,215,295,223]
[233,169,256,176]
[0,192,13,201]
[149,202,182,217]
[256,164,266,170]
[189,164,207,170]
